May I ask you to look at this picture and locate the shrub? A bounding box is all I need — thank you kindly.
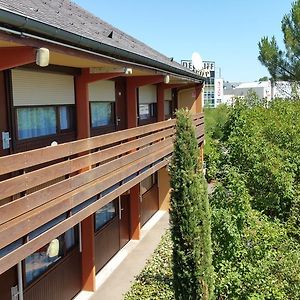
[169,109,214,300]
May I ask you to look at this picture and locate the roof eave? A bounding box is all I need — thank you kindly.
[0,7,204,83]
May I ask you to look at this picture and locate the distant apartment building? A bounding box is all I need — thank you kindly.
[222,80,295,105]
[181,60,223,108]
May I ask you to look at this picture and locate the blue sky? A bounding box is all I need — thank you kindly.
[74,0,292,82]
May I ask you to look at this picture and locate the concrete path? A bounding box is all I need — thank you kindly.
[74,211,169,300]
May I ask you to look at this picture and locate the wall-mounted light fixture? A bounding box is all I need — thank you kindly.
[36,48,50,67]
[124,67,133,75]
[164,74,170,84]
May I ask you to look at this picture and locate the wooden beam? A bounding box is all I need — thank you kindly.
[157,83,165,122]
[81,216,95,291]
[0,142,174,250]
[0,134,174,224]
[129,183,141,240]
[80,68,123,83]
[161,83,186,90]
[75,74,90,140]
[126,78,138,128]
[0,118,176,176]
[177,83,200,91]
[0,47,36,71]
[127,75,164,87]
[195,83,203,113]
[0,160,168,275]
[75,68,95,292]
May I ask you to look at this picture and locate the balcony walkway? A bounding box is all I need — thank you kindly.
[74,211,169,300]
[0,114,203,274]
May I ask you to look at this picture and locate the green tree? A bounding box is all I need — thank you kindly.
[258,0,300,81]
[258,76,269,82]
[169,109,214,300]
[204,104,230,182]
[211,167,300,300]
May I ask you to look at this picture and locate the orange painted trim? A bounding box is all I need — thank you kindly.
[129,184,141,240]
[75,74,91,139]
[81,68,123,83]
[126,78,138,128]
[157,83,165,122]
[75,68,95,291]
[127,75,164,87]
[195,83,203,98]
[161,83,186,90]
[81,216,96,292]
[195,83,203,113]
[0,46,36,71]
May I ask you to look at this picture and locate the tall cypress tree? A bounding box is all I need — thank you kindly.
[169,109,214,300]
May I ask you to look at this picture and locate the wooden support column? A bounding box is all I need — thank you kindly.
[80,216,95,292]
[157,83,165,122]
[75,73,90,139]
[129,184,141,239]
[126,79,138,128]
[0,47,36,71]
[126,76,165,239]
[75,70,95,292]
[195,83,203,113]
[158,167,171,211]
[126,77,140,239]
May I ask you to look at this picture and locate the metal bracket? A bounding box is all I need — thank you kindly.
[11,285,19,300]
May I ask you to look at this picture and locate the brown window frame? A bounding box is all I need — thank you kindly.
[94,199,118,232]
[90,101,116,136]
[138,103,157,126]
[22,225,79,289]
[14,104,76,141]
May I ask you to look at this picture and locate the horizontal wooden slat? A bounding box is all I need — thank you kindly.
[0,118,176,176]
[0,136,173,226]
[0,144,173,249]
[0,127,175,201]
[0,114,205,275]
[0,160,167,274]
[193,118,204,127]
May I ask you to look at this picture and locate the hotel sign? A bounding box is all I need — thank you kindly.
[181,60,215,78]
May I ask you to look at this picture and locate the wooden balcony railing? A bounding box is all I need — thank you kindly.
[0,113,204,274]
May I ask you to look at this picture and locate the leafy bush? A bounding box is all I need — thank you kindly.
[204,104,229,182]
[211,167,300,299]
[224,99,300,224]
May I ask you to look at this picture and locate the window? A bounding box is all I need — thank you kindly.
[90,102,115,128]
[16,105,75,140]
[95,201,117,231]
[140,173,157,195]
[16,107,56,139]
[59,106,74,130]
[139,103,156,120]
[24,227,77,285]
